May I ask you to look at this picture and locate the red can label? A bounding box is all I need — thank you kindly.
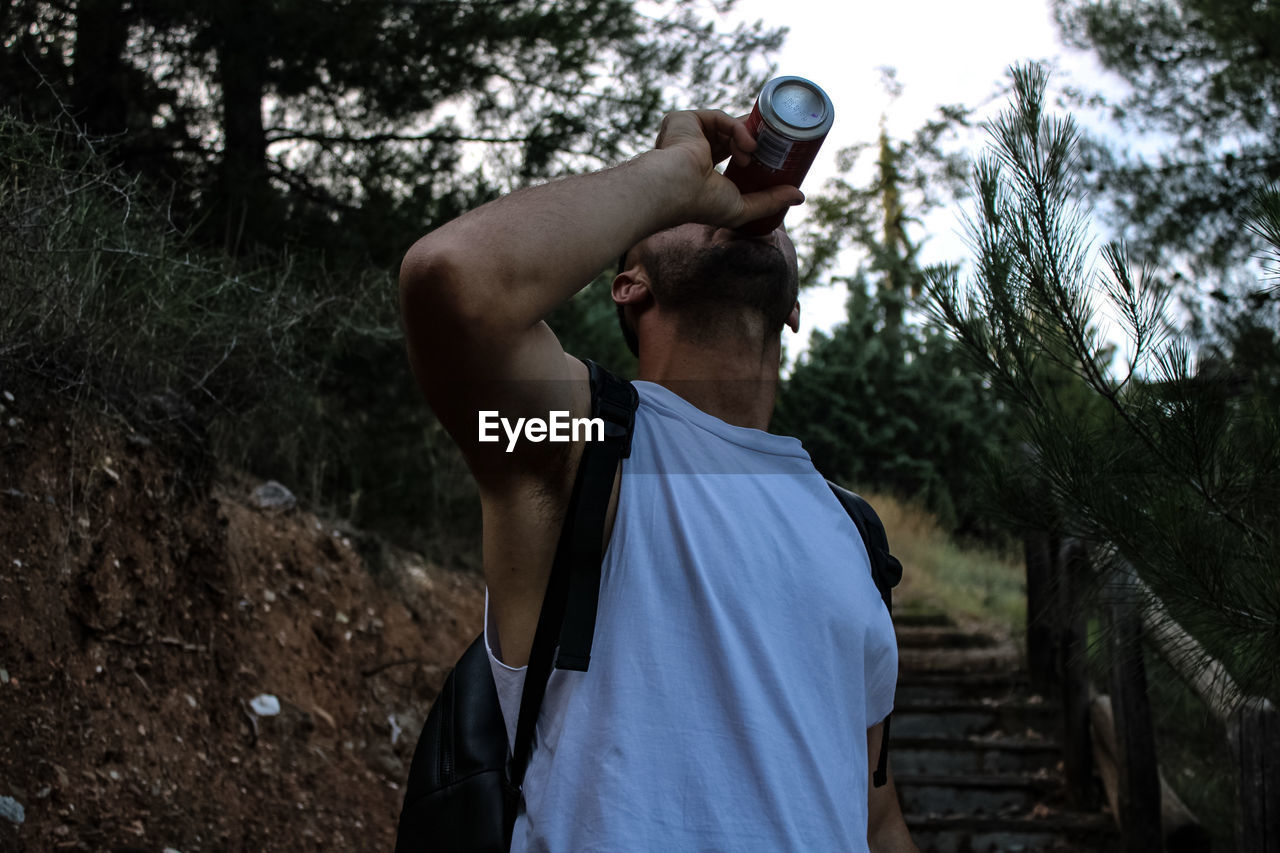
[742,105,825,179]
[725,78,833,234]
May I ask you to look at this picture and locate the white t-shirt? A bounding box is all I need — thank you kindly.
[486,380,898,852]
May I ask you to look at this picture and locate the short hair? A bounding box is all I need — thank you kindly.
[615,250,639,357]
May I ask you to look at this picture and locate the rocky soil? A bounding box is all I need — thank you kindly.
[0,388,484,851]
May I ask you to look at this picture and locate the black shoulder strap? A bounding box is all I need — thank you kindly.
[556,361,637,671]
[827,480,902,788]
[505,360,636,839]
[827,482,903,605]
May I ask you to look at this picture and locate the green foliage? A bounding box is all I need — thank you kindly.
[0,111,338,419]
[1053,0,1280,285]
[777,92,1007,532]
[3,0,784,259]
[926,64,1280,702]
[863,493,1026,636]
[798,96,971,289]
[776,278,1007,531]
[0,111,477,557]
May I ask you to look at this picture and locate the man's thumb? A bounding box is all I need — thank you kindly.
[737,185,805,227]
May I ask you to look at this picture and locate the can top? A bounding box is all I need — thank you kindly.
[758,76,834,141]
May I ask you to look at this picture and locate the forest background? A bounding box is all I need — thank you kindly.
[2,0,1278,834]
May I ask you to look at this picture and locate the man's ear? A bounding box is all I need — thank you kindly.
[785,300,800,333]
[612,268,652,308]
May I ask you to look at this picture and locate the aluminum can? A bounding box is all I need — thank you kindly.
[724,75,834,235]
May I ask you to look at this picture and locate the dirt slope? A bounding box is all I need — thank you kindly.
[0,390,484,851]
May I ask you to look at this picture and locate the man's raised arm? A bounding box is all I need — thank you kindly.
[397,110,803,483]
[397,111,801,667]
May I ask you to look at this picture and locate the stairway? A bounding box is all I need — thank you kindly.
[891,612,1118,853]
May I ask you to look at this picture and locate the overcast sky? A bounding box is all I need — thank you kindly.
[714,0,1120,359]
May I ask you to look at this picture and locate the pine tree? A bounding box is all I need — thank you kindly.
[926,63,1280,702]
[776,99,1008,531]
[1052,0,1280,286]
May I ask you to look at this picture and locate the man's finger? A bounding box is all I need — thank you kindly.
[723,112,757,168]
[730,113,756,154]
[734,185,805,228]
[691,109,755,164]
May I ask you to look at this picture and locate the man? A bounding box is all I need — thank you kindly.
[399,109,916,851]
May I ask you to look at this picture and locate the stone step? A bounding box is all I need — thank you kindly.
[895,626,1004,649]
[905,812,1119,853]
[896,671,1032,704]
[896,772,1060,817]
[892,699,1058,739]
[887,608,1117,850]
[899,644,1023,674]
[893,611,955,628]
[892,735,1061,775]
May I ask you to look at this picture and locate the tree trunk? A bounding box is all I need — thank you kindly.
[216,0,272,254]
[876,128,912,346]
[71,0,129,140]
[1023,529,1056,697]
[1059,538,1094,809]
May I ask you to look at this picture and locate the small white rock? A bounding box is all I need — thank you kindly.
[249,693,281,716]
[0,795,23,825]
[252,481,296,512]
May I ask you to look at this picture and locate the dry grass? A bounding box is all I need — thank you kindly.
[866,491,1026,638]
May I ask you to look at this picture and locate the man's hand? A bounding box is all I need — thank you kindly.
[653,109,804,230]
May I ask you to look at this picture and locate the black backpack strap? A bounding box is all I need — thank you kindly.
[827,482,903,604]
[827,481,902,788]
[504,360,636,843]
[555,360,637,671]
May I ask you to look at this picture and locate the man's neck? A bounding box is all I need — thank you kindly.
[635,331,783,432]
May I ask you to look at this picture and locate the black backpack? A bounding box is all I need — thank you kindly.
[396,361,902,852]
